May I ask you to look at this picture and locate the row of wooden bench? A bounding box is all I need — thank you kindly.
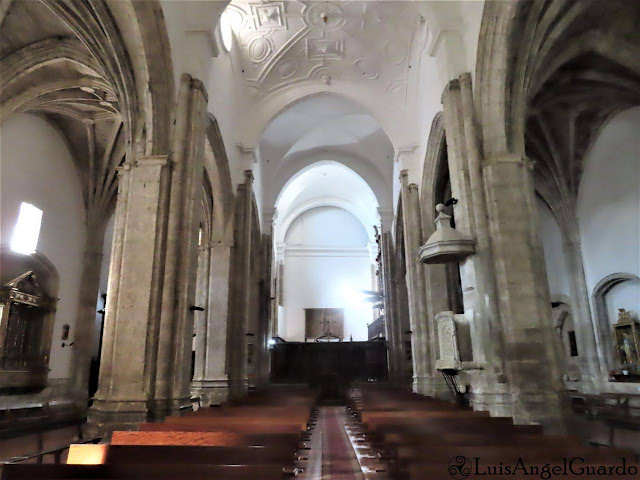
[2,387,317,479]
[346,386,640,480]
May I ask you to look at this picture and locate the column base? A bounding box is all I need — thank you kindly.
[512,391,568,433]
[147,396,192,421]
[191,379,229,406]
[84,397,148,437]
[411,374,450,399]
[469,391,514,417]
[228,377,249,402]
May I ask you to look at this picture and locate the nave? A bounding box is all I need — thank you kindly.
[2,384,638,480]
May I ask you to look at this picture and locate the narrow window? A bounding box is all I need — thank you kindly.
[568,331,579,357]
[10,202,43,255]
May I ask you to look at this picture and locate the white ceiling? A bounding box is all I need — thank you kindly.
[222,0,426,98]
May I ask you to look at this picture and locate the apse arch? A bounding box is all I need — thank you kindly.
[273,161,380,244]
[278,198,374,247]
[243,87,402,151]
[258,92,395,218]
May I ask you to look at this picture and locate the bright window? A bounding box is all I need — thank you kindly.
[220,9,233,52]
[11,202,43,255]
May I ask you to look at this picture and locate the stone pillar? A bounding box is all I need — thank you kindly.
[153,74,208,419]
[399,171,432,394]
[441,76,510,414]
[257,234,273,386]
[562,223,599,389]
[247,247,261,389]
[192,242,232,405]
[70,221,107,410]
[381,232,402,385]
[392,273,412,384]
[86,155,170,434]
[191,243,210,394]
[228,171,253,401]
[482,154,565,427]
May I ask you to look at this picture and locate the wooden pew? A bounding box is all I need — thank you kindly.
[1,463,293,480]
[346,386,639,480]
[111,430,301,449]
[66,444,296,465]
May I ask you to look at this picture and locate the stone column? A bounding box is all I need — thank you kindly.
[247,250,260,389]
[192,242,233,405]
[392,273,412,384]
[562,222,599,389]
[228,172,253,400]
[257,234,273,386]
[70,221,107,410]
[399,171,432,394]
[482,154,565,428]
[191,243,210,392]
[153,74,209,419]
[441,76,510,414]
[86,155,170,435]
[381,232,402,384]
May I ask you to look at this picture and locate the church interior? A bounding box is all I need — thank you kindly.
[0,0,639,478]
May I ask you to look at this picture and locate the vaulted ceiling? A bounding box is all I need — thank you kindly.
[515,0,640,224]
[0,0,125,221]
[224,0,425,102]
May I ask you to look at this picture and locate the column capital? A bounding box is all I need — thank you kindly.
[135,155,171,168]
[441,77,461,104]
[378,208,394,232]
[482,154,531,169]
[209,241,233,249]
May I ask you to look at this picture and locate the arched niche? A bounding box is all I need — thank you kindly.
[592,273,640,373]
[551,295,581,383]
[420,112,463,315]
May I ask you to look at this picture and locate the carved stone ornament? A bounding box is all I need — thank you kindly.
[435,311,460,370]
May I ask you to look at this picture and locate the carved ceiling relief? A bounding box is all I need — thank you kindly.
[227,1,421,99]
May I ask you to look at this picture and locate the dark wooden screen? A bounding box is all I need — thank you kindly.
[270,341,388,384]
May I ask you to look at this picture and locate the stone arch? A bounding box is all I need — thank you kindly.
[270,153,388,215]
[243,88,401,152]
[420,112,447,233]
[592,273,640,372]
[38,0,175,156]
[476,0,640,161]
[204,114,235,244]
[277,199,374,247]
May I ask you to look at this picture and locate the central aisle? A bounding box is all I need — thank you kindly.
[307,407,366,480]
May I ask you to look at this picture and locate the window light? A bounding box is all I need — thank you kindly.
[220,9,234,52]
[11,202,42,255]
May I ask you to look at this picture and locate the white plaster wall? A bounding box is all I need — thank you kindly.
[536,197,571,298]
[208,22,254,191]
[0,113,86,379]
[577,106,640,321]
[281,207,374,341]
